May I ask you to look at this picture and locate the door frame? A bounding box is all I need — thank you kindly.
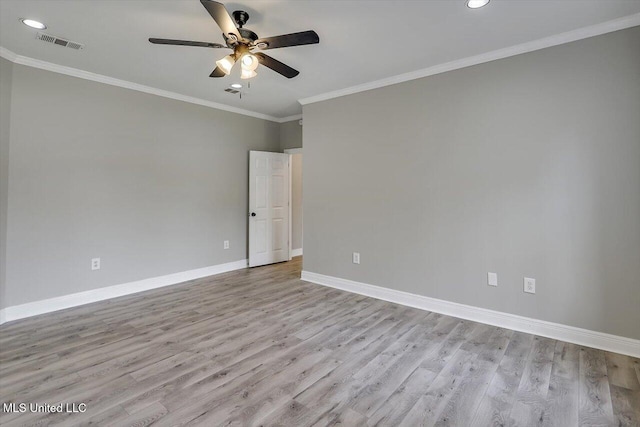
[284,148,303,260]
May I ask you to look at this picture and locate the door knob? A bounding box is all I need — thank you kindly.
[250,212,256,217]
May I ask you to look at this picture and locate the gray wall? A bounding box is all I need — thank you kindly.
[303,27,640,340]
[291,153,303,251]
[279,119,302,151]
[0,57,12,309]
[3,64,280,307]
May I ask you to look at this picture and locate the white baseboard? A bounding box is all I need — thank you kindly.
[301,271,640,358]
[291,248,303,257]
[0,259,248,325]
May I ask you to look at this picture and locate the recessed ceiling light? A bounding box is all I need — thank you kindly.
[466,0,490,9]
[20,18,47,30]
[230,83,242,89]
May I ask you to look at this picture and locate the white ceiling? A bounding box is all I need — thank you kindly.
[1,0,640,119]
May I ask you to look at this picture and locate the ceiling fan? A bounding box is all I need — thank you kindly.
[149,0,319,80]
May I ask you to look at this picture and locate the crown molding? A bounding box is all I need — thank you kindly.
[277,114,303,123]
[0,46,299,123]
[4,13,638,119]
[299,13,640,106]
[0,46,18,62]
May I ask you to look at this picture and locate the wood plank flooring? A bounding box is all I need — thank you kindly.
[1,257,638,426]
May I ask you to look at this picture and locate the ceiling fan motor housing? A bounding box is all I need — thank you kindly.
[226,10,259,45]
[239,28,259,43]
[223,23,259,47]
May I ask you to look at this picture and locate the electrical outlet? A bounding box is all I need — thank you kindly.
[524,277,536,294]
[352,252,360,264]
[91,258,100,271]
[224,240,229,249]
[488,272,498,287]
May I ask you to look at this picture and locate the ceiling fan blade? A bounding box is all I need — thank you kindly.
[255,30,319,50]
[255,53,299,79]
[209,66,227,78]
[149,38,226,48]
[200,0,241,40]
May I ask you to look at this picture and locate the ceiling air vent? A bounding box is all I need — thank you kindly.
[224,88,240,94]
[36,33,84,50]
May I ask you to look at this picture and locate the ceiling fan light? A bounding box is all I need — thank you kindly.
[241,69,257,80]
[216,54,236,75]
[466,0,490,8]
[241,54,259,71]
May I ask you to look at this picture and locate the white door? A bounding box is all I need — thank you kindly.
[249,151,290,267]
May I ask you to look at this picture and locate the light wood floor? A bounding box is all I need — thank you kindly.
[1,257,638,426]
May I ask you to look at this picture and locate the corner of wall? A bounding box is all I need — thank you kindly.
[0,57,14,310]
[278,118,303,152]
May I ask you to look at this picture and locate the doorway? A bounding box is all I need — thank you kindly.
[284,148,303,259]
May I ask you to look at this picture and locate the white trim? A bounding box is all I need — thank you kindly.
[0,46,301,123]
[283,148,303,155]
[288,154,293,261]
[298,13,640,106]
[278,114,303,123]
[286,149,303,260]
[300,271,640,358]
[0,46,18,62]
[5,15,637,122]
[0,259,247,325]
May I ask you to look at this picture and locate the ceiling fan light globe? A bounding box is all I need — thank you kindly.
[241,69,257,80]
[216,54,236,75]
[241,54,259,71]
